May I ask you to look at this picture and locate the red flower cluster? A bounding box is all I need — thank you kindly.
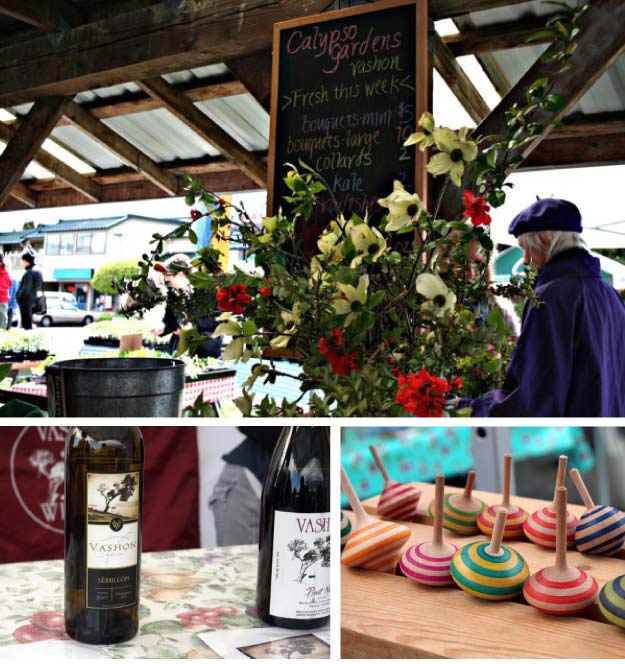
[462,190,492,227]
[190,209,204,221]
[395,368,452,417]
[217,284,251,314]
[318,328,359,375]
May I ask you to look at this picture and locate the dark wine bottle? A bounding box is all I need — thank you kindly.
[64,426,144,644]
[256,426,330,629]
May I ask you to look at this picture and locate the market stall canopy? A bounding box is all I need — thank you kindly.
[494,245,625,289]
[0,0,624,212]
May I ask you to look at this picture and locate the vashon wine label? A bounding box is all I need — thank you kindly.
[85,472,140,610]
[269,510,331,620]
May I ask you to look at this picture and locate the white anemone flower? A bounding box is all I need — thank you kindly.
[427,128,478,187]
[416,273,456,317]
[378,180,423,232]
[333,274,369,327]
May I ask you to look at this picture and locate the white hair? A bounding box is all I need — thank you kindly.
[518,230,587,263]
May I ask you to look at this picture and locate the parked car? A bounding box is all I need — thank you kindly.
[33,300,104,327]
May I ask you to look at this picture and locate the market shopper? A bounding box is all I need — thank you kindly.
[16,252,43,330]
[6,278,17,329]
[0,254,12,329]
[463,198,625,416]
[158,254,221,358]
[210,427,282,546]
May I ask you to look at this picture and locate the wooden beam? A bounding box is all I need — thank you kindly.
[53,75,247,126]
[0,0,332,108]
[444,16,553,56]
[2,169,259,211]
[225,51,273,113]
[0,0,83,32]
[63,101,179,196]
[433,34,490,124]
[0,122,100,202]
[431,0,531,20]
[138,77,267,187]
[26,152,269,189]
[11,183,36,207]
[0,96,69,208]
[550,111,625,139]
[523,134,625,170]
[436,0,625,219]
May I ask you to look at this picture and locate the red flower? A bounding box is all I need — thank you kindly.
[451,377,463,391]
[462,190,492,227]
[190,209,204,221]
[318,328,344,356]
[217,197,227,207]
[395,368,452,417]
[216,284,251,314]
[153,262,166,273]
[258,287,271,298]
[326,350,360,375]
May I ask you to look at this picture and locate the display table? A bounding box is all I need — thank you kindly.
[342,482,625,659]
[0,545,261,659]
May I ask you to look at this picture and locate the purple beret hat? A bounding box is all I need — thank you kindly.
[508,198,582,237]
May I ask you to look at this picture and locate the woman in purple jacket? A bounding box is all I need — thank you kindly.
[464,198,625,417]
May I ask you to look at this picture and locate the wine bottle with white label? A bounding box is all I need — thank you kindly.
[256,426,330,629]
[64,427,143,644]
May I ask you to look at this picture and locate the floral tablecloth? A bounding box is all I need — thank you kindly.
[0,545,262,659]
[341,426,594,506]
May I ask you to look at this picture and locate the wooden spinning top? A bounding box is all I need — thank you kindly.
[429,470,486,535]
[369,445,421,521]
[523,487,599,614]
[451,508,529,600]
[340,466,410,574]
[400,474,458,586]
[477,454,528,540]
[341,511,352,549]
[523,455,578,548]
[599,576,625,629]
[570,468,625,556]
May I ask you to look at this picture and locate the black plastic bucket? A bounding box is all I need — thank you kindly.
[46,358,185,417]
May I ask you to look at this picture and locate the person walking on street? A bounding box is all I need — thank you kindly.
[16,252,43,330]
[0,254,12,330]
[6,278,17,329]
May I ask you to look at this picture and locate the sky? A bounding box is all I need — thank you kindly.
[1,19,624,249]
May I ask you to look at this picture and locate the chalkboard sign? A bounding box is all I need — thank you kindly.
[268,0,429,253]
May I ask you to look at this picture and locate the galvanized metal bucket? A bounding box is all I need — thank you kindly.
[46,358,185,417]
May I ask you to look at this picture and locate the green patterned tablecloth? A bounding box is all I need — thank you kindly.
[0,545,262,658]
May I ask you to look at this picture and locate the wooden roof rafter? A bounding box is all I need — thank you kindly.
[437,0,625,218]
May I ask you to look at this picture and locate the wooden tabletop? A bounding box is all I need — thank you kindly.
[342,481,625,659]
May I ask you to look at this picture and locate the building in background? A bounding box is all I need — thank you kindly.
[0,215,193,309]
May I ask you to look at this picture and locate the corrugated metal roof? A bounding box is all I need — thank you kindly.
[7,64,269,182]
[103,108,220,161]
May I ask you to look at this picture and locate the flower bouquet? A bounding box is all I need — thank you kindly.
[119,3,586,417]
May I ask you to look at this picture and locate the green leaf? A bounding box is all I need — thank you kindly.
[0,364,12,381]
[488,190,506,208]
[542,93,567,113]
[526,29,557,43]
[241,320,258,336]
[188,229,198,244]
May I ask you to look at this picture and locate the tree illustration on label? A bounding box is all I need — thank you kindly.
[96,475,137,514]
[288,536,331,583]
